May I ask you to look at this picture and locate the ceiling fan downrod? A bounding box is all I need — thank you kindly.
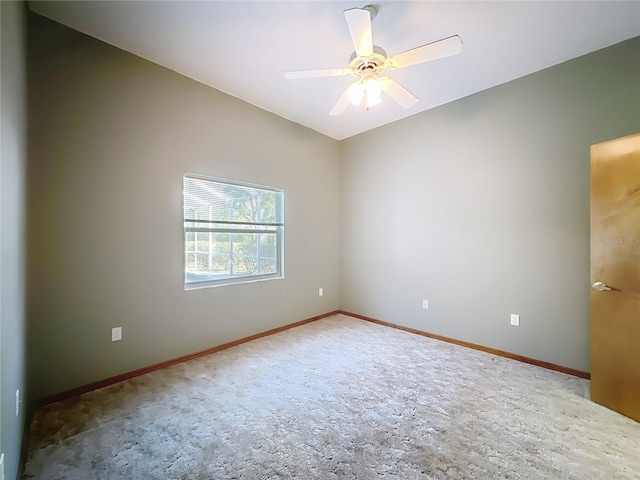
[362,5,378,20]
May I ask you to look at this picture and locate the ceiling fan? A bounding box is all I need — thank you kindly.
[284,5,463,115]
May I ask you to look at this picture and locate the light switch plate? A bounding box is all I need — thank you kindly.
[511,314,520,326]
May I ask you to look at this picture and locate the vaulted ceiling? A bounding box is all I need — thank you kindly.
[29,1,640,140]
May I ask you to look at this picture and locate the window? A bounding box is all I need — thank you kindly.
[183,175,284,288]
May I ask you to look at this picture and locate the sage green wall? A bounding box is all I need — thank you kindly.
[27,13,341,401]
[1,2,28,479]
[340,37,640,372]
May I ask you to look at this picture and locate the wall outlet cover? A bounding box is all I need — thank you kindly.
[111,327,123,341]
[319,288,324,297]
[511,314,520,326]
[422,299,429,309]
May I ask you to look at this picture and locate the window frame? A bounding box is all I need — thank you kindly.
[183,174,284,290]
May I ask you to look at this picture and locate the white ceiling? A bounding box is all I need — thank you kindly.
[29,1,640,140]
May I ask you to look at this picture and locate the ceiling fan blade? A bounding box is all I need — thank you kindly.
[386,35,462,70]
[284,68,351,80]
[330,82,359,116]
[381,77,419,109]
[344,8,373,58]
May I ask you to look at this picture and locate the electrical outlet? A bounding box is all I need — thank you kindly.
[111,327,122,341]
[16,389,21,416]
[422,299,429,309]
[511,314,520,326]
[1,452,5,480]
[319,288,324,297]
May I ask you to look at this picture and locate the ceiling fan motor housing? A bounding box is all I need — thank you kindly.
[349,45,388,77]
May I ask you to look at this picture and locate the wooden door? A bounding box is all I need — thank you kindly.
[590,132,640,422]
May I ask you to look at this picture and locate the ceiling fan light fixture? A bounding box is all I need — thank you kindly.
[348,83,365,105]
[349,76,382,108]
[366,90,382,108]
[362,75,382,107]
[364,76,382,97]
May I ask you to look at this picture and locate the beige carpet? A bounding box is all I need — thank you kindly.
[24,314,640,479]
